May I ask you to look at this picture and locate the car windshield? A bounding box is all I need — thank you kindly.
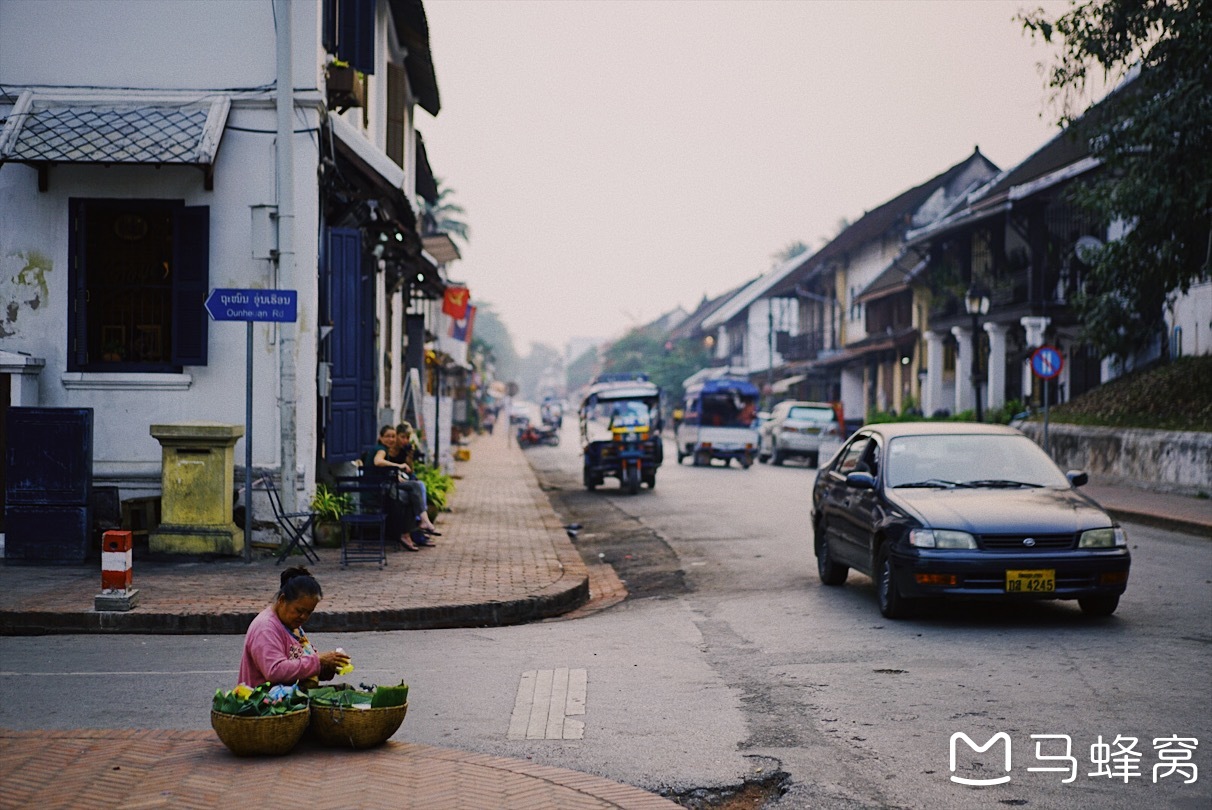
[787,406,834,422]
[886,434,1072,489]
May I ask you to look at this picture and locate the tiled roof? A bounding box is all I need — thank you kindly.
[0,93,229,165]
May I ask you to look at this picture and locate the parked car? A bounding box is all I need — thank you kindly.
[810,422,1130,619]
[758,400,843,466]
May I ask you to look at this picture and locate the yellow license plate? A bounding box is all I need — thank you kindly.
[1006,569,1055,593]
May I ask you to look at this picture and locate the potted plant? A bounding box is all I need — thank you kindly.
[413,463,454,522]
[310,483,351,548]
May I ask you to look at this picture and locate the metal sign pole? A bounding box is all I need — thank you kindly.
[1043,378,1051,455]
[245,321,253,564]
[205,288,298,565]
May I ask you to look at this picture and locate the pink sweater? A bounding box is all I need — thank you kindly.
[239,605,321,687]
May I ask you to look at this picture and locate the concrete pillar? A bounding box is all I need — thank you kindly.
[951,326,974,413]
[985,323,1010,412]
[0,350,45,406]
[924,331,945,416]
[390,286,404,418]
[149,422,245,557]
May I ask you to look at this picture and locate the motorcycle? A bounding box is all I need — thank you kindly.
[517,422,560,448]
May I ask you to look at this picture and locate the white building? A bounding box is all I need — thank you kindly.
[0,0,453,538]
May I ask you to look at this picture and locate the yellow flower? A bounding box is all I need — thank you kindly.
[233,684,253,699]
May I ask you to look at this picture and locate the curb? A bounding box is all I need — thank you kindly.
[0,570,589,635]
[1104,507,1212,539]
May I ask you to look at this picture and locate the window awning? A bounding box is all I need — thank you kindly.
[0,91,230,190]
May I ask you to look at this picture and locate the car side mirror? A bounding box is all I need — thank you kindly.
[846,471,876,490]
[1066,470,1089,487]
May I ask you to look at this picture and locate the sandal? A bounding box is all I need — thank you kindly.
[399,536,420,552]
[420,528,442,536]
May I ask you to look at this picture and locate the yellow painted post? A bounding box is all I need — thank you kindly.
[149,422,245,556]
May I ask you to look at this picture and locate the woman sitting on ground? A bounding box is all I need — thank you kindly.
[239,566,350,690]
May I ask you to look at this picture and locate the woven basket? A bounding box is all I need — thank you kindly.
[210,708,311,756]
[309,702,409,749]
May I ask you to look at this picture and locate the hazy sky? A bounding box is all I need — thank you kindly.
[418,0,1075,357]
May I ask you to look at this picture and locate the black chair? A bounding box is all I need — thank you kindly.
[333,475,387,569]
[260,475,320,565]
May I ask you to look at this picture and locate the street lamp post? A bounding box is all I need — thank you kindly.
[965,286,990,422]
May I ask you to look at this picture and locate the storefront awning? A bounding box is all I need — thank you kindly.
[0,91,230,190]
[770,374,807,395]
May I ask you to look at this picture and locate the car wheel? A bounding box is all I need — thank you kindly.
[875,544,912,619]
[1078,594,1120,617]
[758,453,769,464]
[584,466,597,491]
[816,534,848,586]
[807,452,819,468]
[771,443,785,466]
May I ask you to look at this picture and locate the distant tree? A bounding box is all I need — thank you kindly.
[419,177,470,244]
[598,327,713,403]
[1021,0,1212,361]
[566,345,600,393]
[472,303,518,382]
[770,240,809,268]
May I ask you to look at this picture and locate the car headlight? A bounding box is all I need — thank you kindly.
[909,529,976,549]
[1079,527,1127,548]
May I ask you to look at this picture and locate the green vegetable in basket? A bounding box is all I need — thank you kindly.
[212,682,308,716]
[308,686,372,707]
[370,682,409,708]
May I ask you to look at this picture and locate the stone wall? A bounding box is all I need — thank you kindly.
[1018,422,1212,497]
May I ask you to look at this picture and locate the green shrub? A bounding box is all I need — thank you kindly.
[414,463,454,513]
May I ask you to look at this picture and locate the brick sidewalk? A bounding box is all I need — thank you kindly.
[0,729,680,810]
[0,433,591,634]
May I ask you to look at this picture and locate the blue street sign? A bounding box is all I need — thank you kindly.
[1031,345,1064,380]
[205,288,297,322]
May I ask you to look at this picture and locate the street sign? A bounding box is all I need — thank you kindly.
[205,288,297,322]
[1031,345,1064,380]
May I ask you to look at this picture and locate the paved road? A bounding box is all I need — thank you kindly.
[2,431,1209,809]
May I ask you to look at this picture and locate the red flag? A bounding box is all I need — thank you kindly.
[442,286,470,319]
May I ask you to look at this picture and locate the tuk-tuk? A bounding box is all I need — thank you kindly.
[674,377,760,468]
[579,374,663,494]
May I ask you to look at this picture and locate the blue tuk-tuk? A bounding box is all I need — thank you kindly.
[674,377,761,468]
[579,374,663,494]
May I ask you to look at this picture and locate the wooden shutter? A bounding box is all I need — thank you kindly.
[171,206,210,366]
[69,199,89,368]
[386,64,406,168]
[337,0,376,74]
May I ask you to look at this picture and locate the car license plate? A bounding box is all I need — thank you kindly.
[1005,569,1055,593]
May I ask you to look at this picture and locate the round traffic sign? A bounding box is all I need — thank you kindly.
[1031,345,1064,380]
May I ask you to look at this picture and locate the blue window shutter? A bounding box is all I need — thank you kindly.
[337,0,376,74]
[326,227,363,461]
[171,206,210,366]
[69,199,89,368]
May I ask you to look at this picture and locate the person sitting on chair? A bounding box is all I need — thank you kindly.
[388,422,440,547]
[365,425,438,551]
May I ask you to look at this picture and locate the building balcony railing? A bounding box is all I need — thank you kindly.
[776,331,828,362]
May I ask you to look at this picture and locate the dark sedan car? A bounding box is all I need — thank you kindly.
[810,422,1130,619]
